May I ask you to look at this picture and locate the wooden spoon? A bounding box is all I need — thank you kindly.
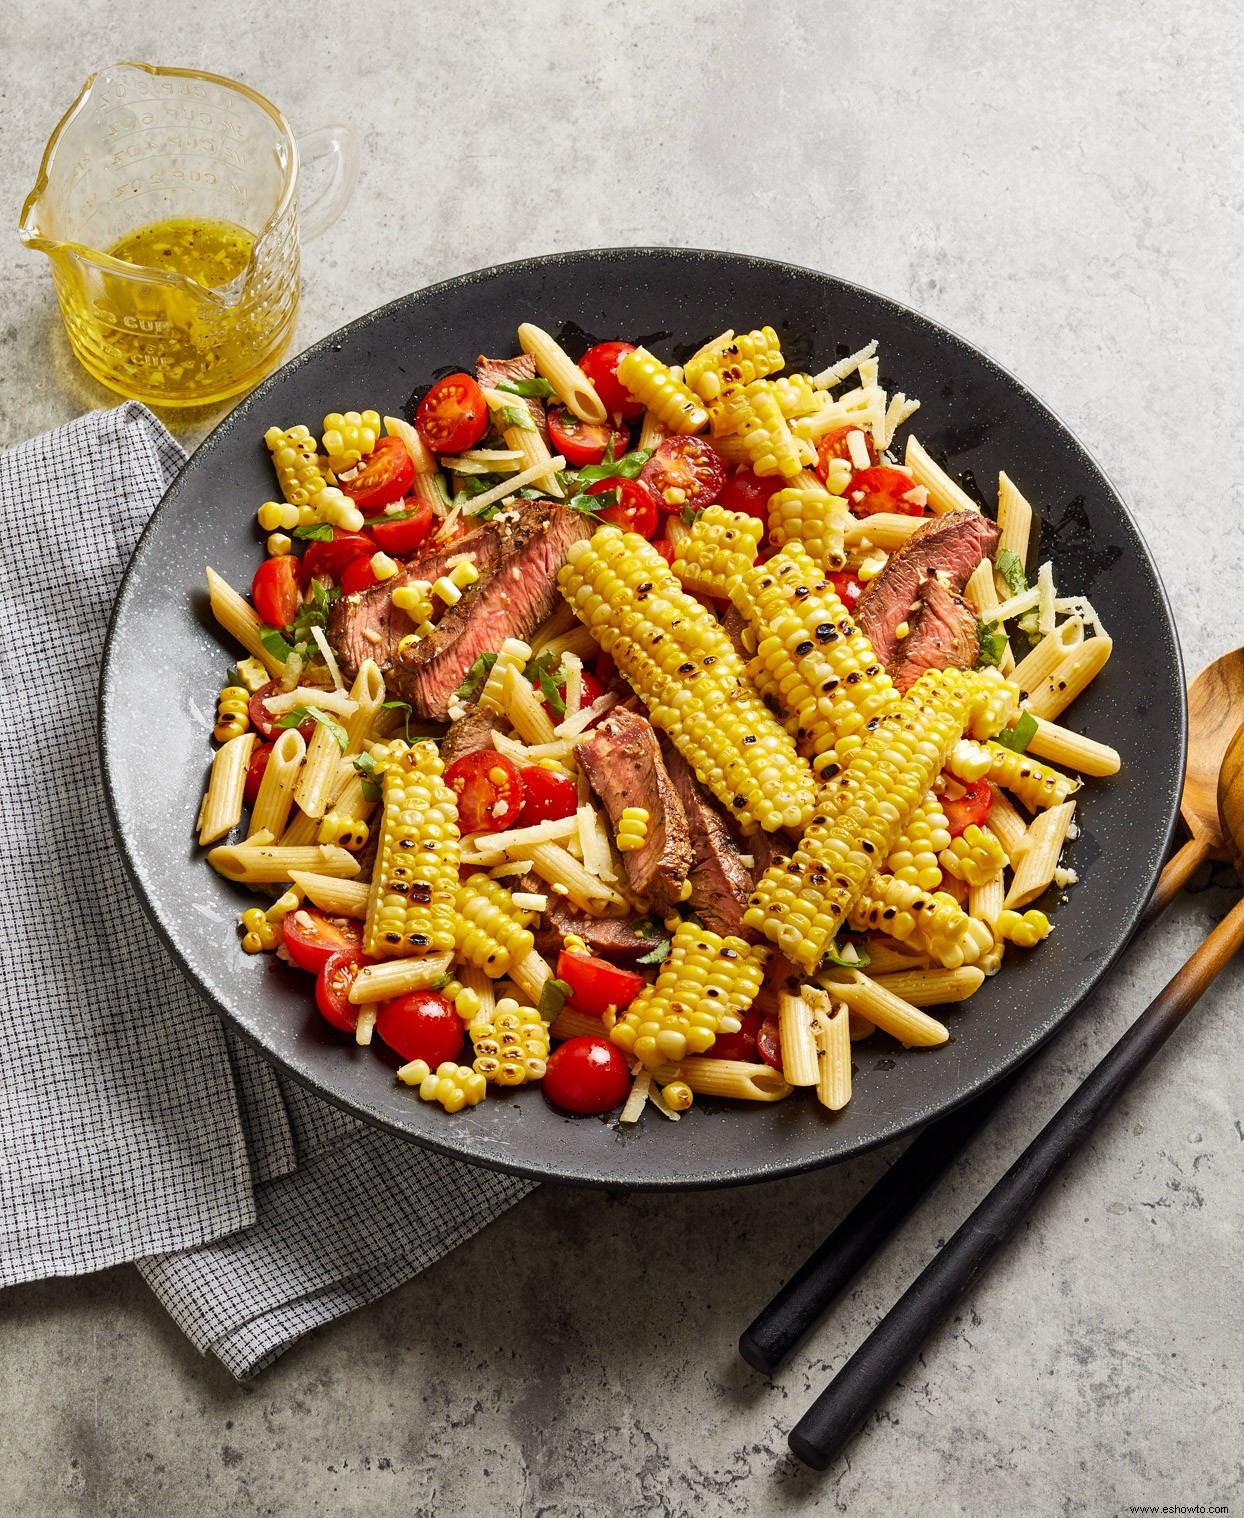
[787,716,1244,1471]
[1144,644,1244,922]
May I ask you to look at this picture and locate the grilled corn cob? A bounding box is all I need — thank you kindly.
[398,1059,487,1111]
[559,527,816,833]
[363,741,460,958]
[610,921,768,1069]
[684,327,785,404]
[454,876,536,977]
[718,381,803,478]
[946,739,1081,811]
[995,907,1052,948]
[730,541,897,772]
[614,347,708,434]
[886,794,952,891]
[939,823,1008,887]
[670,504,764,598]
[766,474,849,571]
[469,998,549,1085]
[744,668,1001,970]
[849,873,995,969]
[264,424,332,507]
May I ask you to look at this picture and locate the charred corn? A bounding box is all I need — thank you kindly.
[363,741,460,958]
[559,526,816,833]
[454,876,535,977]
[995,907,1052,948]
[470,998,549,1085]
[670,504,764,598]
[766,476,849,572]
[264,424,331,507]
[317,814,370,851]
[214,684,251,743]
[684,327,785,404]
[849,872,994,970]
[615,347,708,434]
[939,823,1007,887]
[886,793,952,892]
[719,381,803,479]
[947,738,1080,810]
[398,1059,487,1112]
[322,409,380,471]
[610,920,768,1069]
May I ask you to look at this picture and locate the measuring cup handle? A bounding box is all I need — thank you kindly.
[295,125,361,242]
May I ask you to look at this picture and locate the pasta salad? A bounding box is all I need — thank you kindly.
[197,322,1119,1126]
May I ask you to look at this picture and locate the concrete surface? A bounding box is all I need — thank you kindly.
[3,1,1242,1513]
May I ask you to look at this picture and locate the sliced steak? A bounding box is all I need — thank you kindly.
[659,738,754,937]
[575,708,692,913]
[856,509,1000,668]
[890,577,981,693]
[524,876,658,963]
[475,353,549,442]
[441,703,508,767]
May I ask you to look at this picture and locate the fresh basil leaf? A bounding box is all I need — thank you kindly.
[430,972,453,990]
[630,916,663,939]
[564,491,604,520]
[293,522,334,542]
[636,937,672,966]
[574,448,652,485]
[352,751,382,802]
[679,503,697,527]
[496,376,556,399]
[822,939,871,969]
[537,977,574,1022]
[374,504,430,525]
[289,580,339,646]
[975,619,1008,669]
[993,710,1038,755]
[382,698,414,742]
[493,403,537,433]
[276,705,348,751]
[259,624,295,662]
[454,652,498,701]
[995,547,1028,598]
[537,668,566,717]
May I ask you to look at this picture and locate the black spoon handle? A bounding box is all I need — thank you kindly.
[738,1074,1016,1376]
[787,893,1244,1471]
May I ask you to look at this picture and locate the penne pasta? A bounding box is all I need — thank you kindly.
[903,436,978,515]
[294,716,345,821]
[968,874,1005,932]
[1023,637,1113,722]
[530,624,600,664]
[509,947,555,1005]
[206,567,283,676]
[870,966,985,1006]
[1005,800,1076,909]
[1025,716,1121,777]
[778,990,821,1086]
[503,662,559,746]
[995,471,1033,581]
[385,415,446,514]
[517,322,608,424]
[248,728,305,839]
[848,1011,876,1041]
[457,963,496,1028]
[550,1007,608,1043]
[483,389,565,499]
[198,731,256,846]
[287,872,369,918]
[342,660,385,756]
[843,512,928,552]
[207,841,361,884]
[348,951,456,1005]
[963,559,1015,675]
[649,1058,793,1102]
[1011,619,1082,695]
[260,687,358,719]
[820,969,949,1048]
[812,997,852,1111]
[526,841,629,915]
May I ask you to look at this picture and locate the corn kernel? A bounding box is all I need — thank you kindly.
[267,533,293,557]
[318,813,370,851]
[432,575,462,606]
[408,1061,488,1111]
[470,999,550,1085]
[679,880,694,902]
[661,1080,694,1111]
[615,806,650,853]
[239,907,276,953]
[370,551,399,582]
[996,907,1052,948]
[448,559,480,590]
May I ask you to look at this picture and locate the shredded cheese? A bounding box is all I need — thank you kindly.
[261,686,358,718]
[619,1068,651,1125]
[992,585,1041,623]
[1036,561,1057,636]
[846,429,873,471]
[308,624,345,693]
[812,339,878,390]
[511,892,548,911]
[467,813,579,856]
[555,691,618,737]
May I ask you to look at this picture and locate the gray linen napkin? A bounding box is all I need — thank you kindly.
[0,402,532,1377]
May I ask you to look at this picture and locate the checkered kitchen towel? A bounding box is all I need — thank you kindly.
[0,403,532,1377]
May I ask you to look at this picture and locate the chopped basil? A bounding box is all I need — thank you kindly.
[993,710,1038,755]
[822,939,871,969]
[995,547,1028,598]
[523,651,567,716]
[496,376,556,399]
[259,624,295,662]
[276,705,348,751]
[430,972,453,991]
[574,447,652,485]
[975,619,1008,669]
[289,579,338,645]
[564,491,604,521]
[374,504,430,525]
[680,503,696,527]
[454,652,498,701]
[493,403,537,433]
[292,522,334,542]
[636,937,672,966]
[382,698,415,742]
[537,977,574,1022]
[352,751,382,802]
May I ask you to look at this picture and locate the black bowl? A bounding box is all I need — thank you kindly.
[99,248,1185,1189]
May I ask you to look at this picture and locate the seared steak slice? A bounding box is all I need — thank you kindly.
[475,353,549,442]
[441,703,508,767]
[328,521,501,683]
[890,577,980,694]
[856,510,1000,667]
[576,708,692,913]
[526,877,658,963]
[659,738,754,937]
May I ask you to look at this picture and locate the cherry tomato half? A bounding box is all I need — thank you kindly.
[639,437,726,513]
[315,948,371,1033]
[243,741,274,807]
[718,466,783,524]
[341,553,380,595]
[300,529,377,585]
[444,751,524,832]
[546,405,631,468]
[594,650,616,686]
[338,435,416,513]
[942,776,993,838]
[542,1035,633,1114]
[249,681,315,743]
[847,466,926,518]
[579,340,645,419]
[535,667,606,718]
[251,554,302,629]
[585,477,658,538]
[757,1014,783,1071]
[517,765,578,826]
[284,909,365,975]
[651,538,675,566]
[368,500,435,557]
[829,570,865,612]
[815,425,876,481]
[416,372,489,453]
[375,991,463,1066]
[712,1005,763,1063]
[556,951,645,1018]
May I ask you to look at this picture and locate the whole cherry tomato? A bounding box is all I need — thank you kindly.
[315,949,371,1033]
[243,741,274,807]
[368,500,435,557]
[517,766,578,826]
[542,1035,633,1114]
[248,681,315,743]
[639,437,725,512]
[375,991,463,1066]
[251,554,301,628]
[300,529,377,585]
[556,951,645,1018]
[284,910,365,975]
[847,465,927,518]
[718,467,782,524]
[416,373,489,453]
[547,405,631,467]
[338,435,415,513]
[942,777,993,838]
[579,340,645,419]
[444,751,525,832]
[585,477,658,538]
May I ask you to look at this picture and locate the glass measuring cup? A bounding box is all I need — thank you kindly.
[19,62,360,407]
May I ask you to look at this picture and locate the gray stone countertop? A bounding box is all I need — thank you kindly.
[2,2,1241,1514]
